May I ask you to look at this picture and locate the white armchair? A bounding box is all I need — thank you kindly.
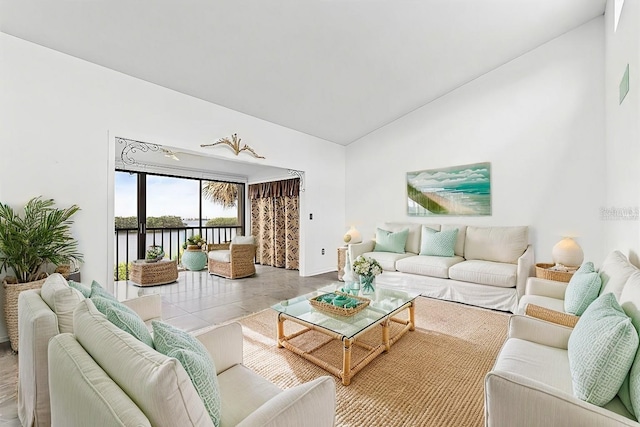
[18,280,161,427]
[48,302,337,427]
[485,315,639,426]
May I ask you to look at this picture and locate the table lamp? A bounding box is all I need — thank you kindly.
[343,225,362,244]
[552,237,584,269]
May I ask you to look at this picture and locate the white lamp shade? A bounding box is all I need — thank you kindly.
[552,237,584,268]
[343,226,362,244]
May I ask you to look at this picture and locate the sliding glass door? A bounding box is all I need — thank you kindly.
[114,170,245,280]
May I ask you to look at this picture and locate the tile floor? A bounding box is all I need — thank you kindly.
[0,265,339,426]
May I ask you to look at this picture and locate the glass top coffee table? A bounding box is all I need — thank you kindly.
[272,284,419,385]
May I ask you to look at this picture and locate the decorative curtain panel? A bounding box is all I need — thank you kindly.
[249,178,300,270]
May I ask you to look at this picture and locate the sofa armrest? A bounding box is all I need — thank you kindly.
[348,240,375,263]
[193,322,243,374]
[524,304,579,328]
[237,376,336,427]
[525,277,568,300]
[508,315,572,349]
[121,294,162,322]
[18,289,59,427]
[515,245,535,299]
[485,370,639,427]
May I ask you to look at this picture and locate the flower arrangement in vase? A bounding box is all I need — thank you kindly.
[352,255,383,294]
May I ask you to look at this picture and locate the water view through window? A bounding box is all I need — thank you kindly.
[114,171,244,279]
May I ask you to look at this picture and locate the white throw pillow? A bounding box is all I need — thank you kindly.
[231,235,255,245]
[40,273,84,333]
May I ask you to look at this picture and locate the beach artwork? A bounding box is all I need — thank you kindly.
[407,162,491,216]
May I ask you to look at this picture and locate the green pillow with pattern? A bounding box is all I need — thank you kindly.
[152,321,221,427]
[419,227,458,257]
[105,305,154,348]
[90,280,117,301]
[68,280,92,298]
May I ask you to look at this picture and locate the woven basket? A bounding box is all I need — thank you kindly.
[309,291,370,317]
[535,263,575,283]
[3,277,47,352]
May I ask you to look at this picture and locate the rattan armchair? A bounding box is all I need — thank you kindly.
[207,236,257,279]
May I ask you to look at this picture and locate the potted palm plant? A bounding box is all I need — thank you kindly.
[0,196,83,351]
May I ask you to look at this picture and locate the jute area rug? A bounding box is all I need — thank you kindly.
[239,296,510,427]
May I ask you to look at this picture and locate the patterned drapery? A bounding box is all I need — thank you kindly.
[249,178,300,270]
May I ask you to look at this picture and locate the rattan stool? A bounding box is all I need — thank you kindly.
[130,259,178,286]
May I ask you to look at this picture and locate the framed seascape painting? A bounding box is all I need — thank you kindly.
[407,162,491,216]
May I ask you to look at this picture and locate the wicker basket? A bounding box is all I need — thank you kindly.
[3,277,47,352]
[535,263,575,283]
[525,303,580,328]
[309,291,370,317]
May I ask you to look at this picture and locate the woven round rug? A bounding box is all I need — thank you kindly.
[238,296,510,427]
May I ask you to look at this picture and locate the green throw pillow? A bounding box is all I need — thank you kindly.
[419,227,458,257]
[374,228,409,254]
[153,321,221,427]
[564,262,602,316]
[568,293,639,406]
[68,280,92,298]
[90,280,117,301]
[105,306,154,348]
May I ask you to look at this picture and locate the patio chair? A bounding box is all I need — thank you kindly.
[207,236,257,279]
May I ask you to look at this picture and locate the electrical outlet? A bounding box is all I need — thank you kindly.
[321,248,325,255]
[309,213,313,220]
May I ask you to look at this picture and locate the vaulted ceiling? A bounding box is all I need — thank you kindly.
[0,0,606,145]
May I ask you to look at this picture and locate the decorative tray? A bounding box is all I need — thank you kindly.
[309,291,370,317]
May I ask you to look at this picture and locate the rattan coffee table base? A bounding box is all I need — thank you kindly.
[276,301,415,386]
[130,259,178,287]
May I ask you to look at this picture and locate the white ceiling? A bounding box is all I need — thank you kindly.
[0,0,606,145]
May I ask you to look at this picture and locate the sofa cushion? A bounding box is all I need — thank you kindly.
[396,255,464,279]
[441,224,466,257]
[568,293,639,406]
[448,260,518,288]
[362,251,412,272]
[517,295,566,314]
[153,321,221,427]
[493,338,573,393]
[48,333,152,427]
[40,273,84,333]
[209,250,231,263]
[564,262,602,316]
[380,222,426,254]
[464,226,528,264]
[599,250,638,301]
[217,364,281,427]
[419,227,458,257]
[73,299,214,427]
[374,228,409,254]
[231,235,254,245]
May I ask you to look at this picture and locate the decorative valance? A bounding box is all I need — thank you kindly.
[249,178,300,199]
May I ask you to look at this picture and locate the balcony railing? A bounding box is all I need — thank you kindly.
[114,225,243,281]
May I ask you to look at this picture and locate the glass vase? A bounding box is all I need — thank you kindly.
[360,275,375,295]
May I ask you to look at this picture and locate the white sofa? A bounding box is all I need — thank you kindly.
[486,251,640,426]
[518,250,638,315]
[17,274,161,427]
[348,223,533,312]
[48,299,336,427]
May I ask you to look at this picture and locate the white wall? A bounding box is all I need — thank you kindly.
[604,0,640,264]
[0,33,345,342]
[345,18,606,265]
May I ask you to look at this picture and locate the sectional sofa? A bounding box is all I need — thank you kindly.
[348,223,533,313]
